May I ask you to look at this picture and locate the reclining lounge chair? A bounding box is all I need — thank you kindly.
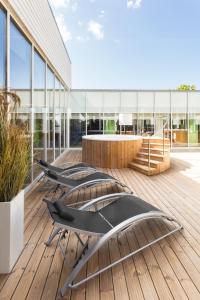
[37,159,96,176]
[44,193,183,296]
[44,170,133,201]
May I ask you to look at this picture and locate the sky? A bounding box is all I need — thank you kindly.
[49,0,200,89]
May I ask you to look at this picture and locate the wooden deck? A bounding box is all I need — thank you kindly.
[1,150,200,300]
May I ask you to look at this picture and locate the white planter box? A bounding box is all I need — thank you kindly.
[0,190,24,273]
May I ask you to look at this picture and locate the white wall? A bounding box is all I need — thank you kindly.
[8,0,71,88]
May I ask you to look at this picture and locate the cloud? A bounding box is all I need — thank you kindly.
[98,10,105,18]
[49,0,67,8]
[78,20,83,27]
[76,35,90,42]
[49,0,78,11]
[56,14,72,42]
[127,0,142,9]
[87,20,104,40]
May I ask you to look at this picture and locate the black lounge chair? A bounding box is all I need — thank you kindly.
[37,159,96,176]
[44,193,183,296]
[44,170,132,201]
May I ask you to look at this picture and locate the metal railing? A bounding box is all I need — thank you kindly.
[147,118,170,172]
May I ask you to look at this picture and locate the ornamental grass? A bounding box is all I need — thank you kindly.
[0,90,30,202]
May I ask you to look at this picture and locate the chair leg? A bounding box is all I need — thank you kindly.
[45,227,61,246]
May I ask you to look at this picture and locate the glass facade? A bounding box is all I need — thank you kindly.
[2,2,200,188]
[1,8,69,184]
[0,7,6,87]
[69,90,200,149]
[33,51,46,178]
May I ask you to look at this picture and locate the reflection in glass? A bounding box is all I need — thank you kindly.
[33,51,46,178]
[137,113,154,135]
[0,8,6,87]
[70,113,86,147]
[172,113,188,147]
[60,85,65,152]
[11,112,32,185]
[189,114,200,146]
[33,113,46,178]
[87,113,103,135]
[104,114,118,134]
[10,21,31,89]
[61,113,65,152]
[34,50,45,106]
[47,67,54,162]
[55,78,60,158]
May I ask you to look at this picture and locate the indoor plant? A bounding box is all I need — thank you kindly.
[0,90,30,273]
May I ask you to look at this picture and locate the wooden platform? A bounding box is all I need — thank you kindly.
[82,136,142,168]
[1,150,200,300]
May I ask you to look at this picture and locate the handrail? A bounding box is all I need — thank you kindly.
[147,117,169,173]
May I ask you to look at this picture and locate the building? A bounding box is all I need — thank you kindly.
[1,0,200,185]
[0,0,71,183]
[70,89,200,149]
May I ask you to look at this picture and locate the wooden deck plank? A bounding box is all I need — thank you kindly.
[1,150,200,300]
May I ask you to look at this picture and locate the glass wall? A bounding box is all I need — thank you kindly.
[70,113,86,147]
[10,20,32,182]
[47,67,54,162]
[60,84,66,152]
[0,7,6,88]
[69,90,200,148]
[171,92,188,147]
[1,3,70,186]
[55,78,61,158]
[33,50,46,178]
[188,93,200,147]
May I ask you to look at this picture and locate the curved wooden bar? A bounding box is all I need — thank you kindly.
[82,135,143,168]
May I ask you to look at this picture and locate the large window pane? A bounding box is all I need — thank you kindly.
[138,92,154,113]
[70,92,86,113]
[138,113,154,135]
[172,113,188,147]
[0,7,6,87]
[10,21,31,90]
[34,50,45,106]
[10,20,32,180]
[33,112,46,178]
[87,113,103,135]
[70,113,86,147]
[103,92,120,113]
[120,92,137,113]
[104,113,119,134]
[171,92,188,147]
[154,92,170,113]
[47,67,54,162]
[33,51,46,178]
[55,78,60,158]
[188,114,200,147]
[188,93,200,147]
[86,92,103,113]
[60,84,65,152]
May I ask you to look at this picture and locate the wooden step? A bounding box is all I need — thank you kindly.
[142,137,170,143]
[140,147,170,154]
[137,152,165,162]
[142,142,170,148]
[134,157,161,167]
[129,162,157,175]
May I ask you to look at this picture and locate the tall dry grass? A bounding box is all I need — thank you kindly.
[0,90,30,202]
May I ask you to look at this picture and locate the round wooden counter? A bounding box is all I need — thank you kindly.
[82,134,143,168]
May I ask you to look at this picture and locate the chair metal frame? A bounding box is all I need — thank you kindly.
[43,172,133,202]
[36,159,96,176]
[45,193,183,296]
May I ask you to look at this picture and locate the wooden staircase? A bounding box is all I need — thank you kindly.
[129,137,171,175]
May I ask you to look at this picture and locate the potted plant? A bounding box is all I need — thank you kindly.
[0,90,30,273]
